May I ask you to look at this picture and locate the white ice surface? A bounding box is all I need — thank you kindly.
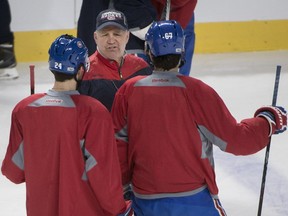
[1,51,288,215]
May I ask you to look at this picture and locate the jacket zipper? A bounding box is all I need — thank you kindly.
[118,57,124,80]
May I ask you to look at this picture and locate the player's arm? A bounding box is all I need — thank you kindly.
[1,107,25,184]
[111,89,132,186]
[83,103,127,215]
[192,80,284,155]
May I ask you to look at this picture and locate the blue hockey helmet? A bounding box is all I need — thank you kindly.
[145,20,185,57]
[48,34,89,75]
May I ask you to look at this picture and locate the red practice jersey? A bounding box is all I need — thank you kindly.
[111,71,270,198]
[2,90,126,216]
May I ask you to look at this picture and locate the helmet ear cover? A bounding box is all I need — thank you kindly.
[48,34,90,76]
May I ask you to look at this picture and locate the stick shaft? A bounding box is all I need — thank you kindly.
[161,0,171,20]
[165,0,171,20]
[29,65,35,95]
[257,65,281,216]
[272,65,281,106]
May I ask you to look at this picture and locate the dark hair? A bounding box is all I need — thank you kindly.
[151,54,182,71]
[52,71,75,82]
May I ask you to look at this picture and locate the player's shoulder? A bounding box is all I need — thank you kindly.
[16,93,45,106]
[118,75,146,94]
[179,75,203,85]
[180,75,217,95]
[127,74,145,85]
[13,93,46,112]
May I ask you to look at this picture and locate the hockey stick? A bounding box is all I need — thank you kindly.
[257,65,281,216]
[161,0,171,21]
[29,65,35,95]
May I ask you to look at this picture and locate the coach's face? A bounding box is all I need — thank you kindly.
[94,26,129,65]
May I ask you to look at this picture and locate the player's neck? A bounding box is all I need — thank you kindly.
[52,80,77,91]
[154,67,179,73]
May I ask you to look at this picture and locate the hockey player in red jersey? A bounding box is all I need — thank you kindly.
[1,34,131,216]
[111,21,287,215]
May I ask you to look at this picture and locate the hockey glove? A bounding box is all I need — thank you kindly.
[254,105,287,136]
